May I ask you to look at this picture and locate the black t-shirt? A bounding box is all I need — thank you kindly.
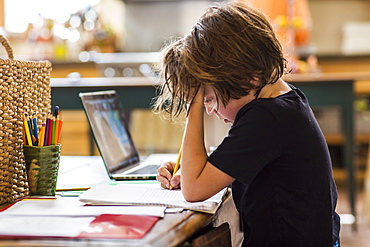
[208,87,340,246]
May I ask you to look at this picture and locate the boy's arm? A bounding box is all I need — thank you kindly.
[181,87,235,202]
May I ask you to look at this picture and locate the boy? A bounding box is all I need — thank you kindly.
[153,2,340,246]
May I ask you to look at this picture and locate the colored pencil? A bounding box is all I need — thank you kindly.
[38,124,46,147]
[48,113,53,145]
[44,116,50,146]
[51,116,56,145]
[23,115,33,146]
[56,118,63,144]
[32,114,38,145]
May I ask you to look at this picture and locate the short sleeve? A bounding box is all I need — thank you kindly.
[208,106,282,184]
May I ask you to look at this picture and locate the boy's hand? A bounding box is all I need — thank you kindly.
[187,86,205,111]
[156,161,181,189]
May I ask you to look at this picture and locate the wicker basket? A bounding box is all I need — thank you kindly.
[0,35,52,204]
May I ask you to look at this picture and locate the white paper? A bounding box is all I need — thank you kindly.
[56,156,111,190]
[1,197,165,217]
[79,184,227,214]
[0,216,95,237]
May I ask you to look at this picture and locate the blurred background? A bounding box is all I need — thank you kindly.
[1,1,370,245]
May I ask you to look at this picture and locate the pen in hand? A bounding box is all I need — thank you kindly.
[169,144,182,190]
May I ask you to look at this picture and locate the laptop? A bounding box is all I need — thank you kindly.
[79,90,174,180]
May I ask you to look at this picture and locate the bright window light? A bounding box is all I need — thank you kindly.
[4,0,100,33]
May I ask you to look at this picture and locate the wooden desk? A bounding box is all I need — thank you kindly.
[0,156,243,247]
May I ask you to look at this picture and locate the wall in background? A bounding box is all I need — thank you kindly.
[308,0,370,56]
[124,0,217,52]
[123,0,370,56]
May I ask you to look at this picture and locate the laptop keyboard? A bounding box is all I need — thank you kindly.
[129,165,160,174]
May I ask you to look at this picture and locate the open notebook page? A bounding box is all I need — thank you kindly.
[79,183,228,214]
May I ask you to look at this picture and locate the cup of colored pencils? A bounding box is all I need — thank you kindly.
[22,106,63,147]
[22,106,63,196]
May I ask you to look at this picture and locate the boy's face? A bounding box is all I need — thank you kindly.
[203,85,256,124]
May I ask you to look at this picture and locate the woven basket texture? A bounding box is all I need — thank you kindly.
[0,35,52,204]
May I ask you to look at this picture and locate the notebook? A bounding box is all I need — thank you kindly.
[79,90,172,180]
[79,184,228,214]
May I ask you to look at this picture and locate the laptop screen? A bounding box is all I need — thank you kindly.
[79,90,140,173]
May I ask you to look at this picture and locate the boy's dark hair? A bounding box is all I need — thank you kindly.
[153,1,288,119]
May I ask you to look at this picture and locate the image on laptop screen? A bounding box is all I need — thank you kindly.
[80,90,140,173]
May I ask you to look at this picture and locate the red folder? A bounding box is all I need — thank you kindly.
[77,214,160,239]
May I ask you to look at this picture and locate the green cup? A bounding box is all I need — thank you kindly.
[23,144,61,196]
